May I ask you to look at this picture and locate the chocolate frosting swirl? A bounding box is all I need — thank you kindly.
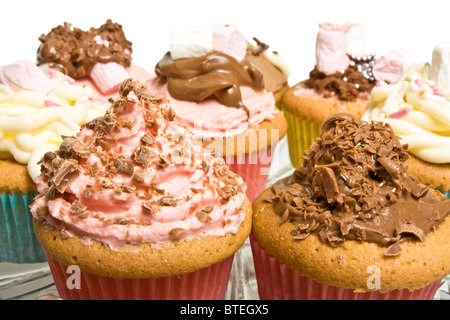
[155,51,265,116]
[266,113,449,256]
[36,19,132,79]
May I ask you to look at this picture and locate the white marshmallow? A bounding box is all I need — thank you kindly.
[213,25,247,61]
[169,25,214,60]
[90,62,129,94]
[345,22,365,56]
[430,42,450,93]
[0,60,54,94]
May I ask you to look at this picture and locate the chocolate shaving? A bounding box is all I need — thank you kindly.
[397,224,426,242]
[114,157,134,175]
[158,196,180,206]
[169,227,186,237]
[51,160,81,193]
[142,202,155,213]
[35,206,49,221]
[133,170,145,183]
[157,155,170,168]
[252,37,269,55]
[196,209,212,223]
[114,217,132,225]
[321,166,343,205]
[133,146,152,166]
[140,133,155,145]
[83,187,95,198]
[69,200,89,218]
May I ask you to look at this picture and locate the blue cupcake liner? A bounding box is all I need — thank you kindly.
[437,189,450,199]
[0,191,46,263]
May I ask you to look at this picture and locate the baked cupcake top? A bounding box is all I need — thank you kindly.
[30,79,247,248]
[363,46,450,165]
[37,20,153,106]
[0,60,106,179]
[147,24,288,139]
[265,113,449,256]
[297,21,377,102]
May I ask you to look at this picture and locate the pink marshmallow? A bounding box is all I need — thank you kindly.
[373,49,414,84]
[90,62,130,95]
[213,25,247,61]
[0,60,54,93]
[315,23,350,75]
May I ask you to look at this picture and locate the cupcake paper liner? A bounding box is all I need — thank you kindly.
[45,252,235,300]
[0,191,46,263]
[438,189,450,199]
[283,108,321,169]
[250,234,441,300]
[225,146,275,203]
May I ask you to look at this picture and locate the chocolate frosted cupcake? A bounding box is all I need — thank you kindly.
[37,19,153,107]
[281,21,377,168]
[31,79,252,300]
[251,113,449,299]
[147,24,288,202]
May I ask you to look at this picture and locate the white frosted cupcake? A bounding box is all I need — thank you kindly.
[0,60,106,263]
[363,44,450,197]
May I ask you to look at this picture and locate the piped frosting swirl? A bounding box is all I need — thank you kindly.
[30,79,247,248]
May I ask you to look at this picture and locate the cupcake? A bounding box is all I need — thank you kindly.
[146,24,288,202]
[363,43,450,197]
[0,60,105,263]
[281,21,381,168]
[251,113,450,300]
[30,79,252,300]
[36,19,154,108]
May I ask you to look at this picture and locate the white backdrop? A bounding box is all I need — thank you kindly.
[2,0,450,85]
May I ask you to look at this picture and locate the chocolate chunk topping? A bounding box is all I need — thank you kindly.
[140,133,155,145]
[69,200,89,218]
[158,196,180,206]
[35,206,49,221]
[269,114,450,255]
[303,64,375,101]
[169,227,186,237]
[37,20,132,79]
[114,156,134,175]
[51,160,81,193]
[142,202,155,213]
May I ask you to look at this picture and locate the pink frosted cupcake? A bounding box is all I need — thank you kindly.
[30,79,251,300]
[37,19,154,108]
[251,113,450,300]
[146,24,288,202]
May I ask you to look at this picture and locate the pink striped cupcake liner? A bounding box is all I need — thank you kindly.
[250,235,441,300]
[45,252,234,300]
[225,146,275,203]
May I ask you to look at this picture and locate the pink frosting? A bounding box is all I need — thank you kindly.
[0,60,54,93]
[30,85,247,248]
[146,77,277,139]
[75,64,154,107]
